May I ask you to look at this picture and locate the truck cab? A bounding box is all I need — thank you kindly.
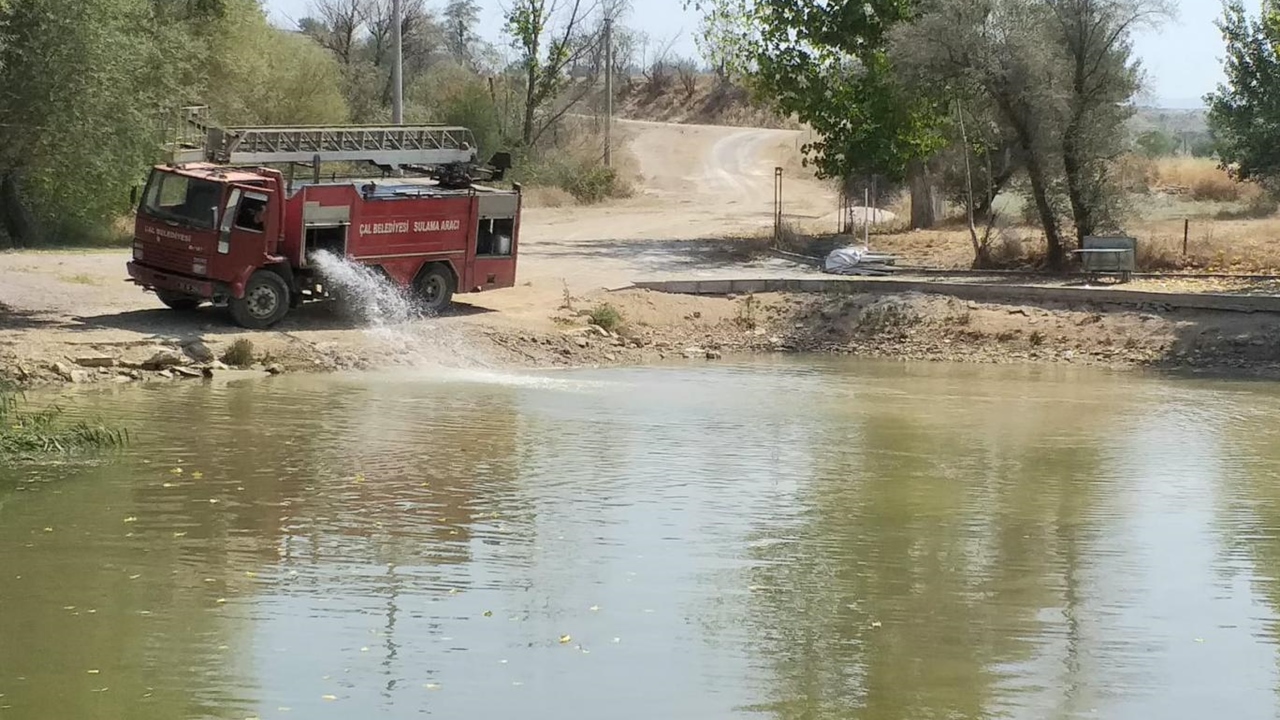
[129,163,293,327]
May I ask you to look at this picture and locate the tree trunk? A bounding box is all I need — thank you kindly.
[907,160,943,229]
[0,172,36,249]
[973,164,1015,219]
[522,66,538,146]
[1023,150,1066,271]
[1062,121,1094,250]
[995,93,1066,271]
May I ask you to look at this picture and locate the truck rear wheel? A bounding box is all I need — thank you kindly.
[229,271,291,329]
[416,264,455,314]
[155,289,202,311]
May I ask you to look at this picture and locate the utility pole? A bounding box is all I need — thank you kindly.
[392,0,404,125]
[603,17,613,168]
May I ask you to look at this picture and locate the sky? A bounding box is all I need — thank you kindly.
[266,0,1261,109]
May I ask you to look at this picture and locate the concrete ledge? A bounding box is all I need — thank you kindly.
[627,278,1280,314]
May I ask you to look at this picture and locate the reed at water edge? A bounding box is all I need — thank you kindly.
[0,386,127,457]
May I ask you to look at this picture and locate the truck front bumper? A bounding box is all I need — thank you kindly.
[127,262,218,299]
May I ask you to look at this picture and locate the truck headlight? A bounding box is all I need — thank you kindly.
[132,244,143,261]
[192,258,207,276]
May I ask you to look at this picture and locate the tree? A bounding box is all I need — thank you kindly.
[1135,129,1178,157]
[504,0,601,146]
[0,0,180,246]
[687,0,951,228]
[894,0,1160,268]
[444,0,482,69]
[1206,0,1280,187]
[1049,0,1164,249]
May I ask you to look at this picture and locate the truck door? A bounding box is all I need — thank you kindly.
[212,185,279,291]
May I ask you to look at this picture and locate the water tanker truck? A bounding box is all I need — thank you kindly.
[127,119,520,329]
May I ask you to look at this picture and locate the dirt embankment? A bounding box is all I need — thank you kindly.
[6,286,1280,388]
[4,117,1280,388]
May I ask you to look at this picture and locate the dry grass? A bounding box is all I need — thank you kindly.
[522,186,576,208]
[868,215,1280,274]
[1148,157,1259,203]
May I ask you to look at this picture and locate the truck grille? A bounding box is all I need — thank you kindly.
[141,242,200,274]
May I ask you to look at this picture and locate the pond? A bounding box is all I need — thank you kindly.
[3,358,1280,719]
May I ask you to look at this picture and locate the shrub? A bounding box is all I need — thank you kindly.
[221,338,255,367]
[587,303,625,333]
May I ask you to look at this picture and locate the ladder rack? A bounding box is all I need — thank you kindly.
[159,108,499,185]
[206,125,480,168]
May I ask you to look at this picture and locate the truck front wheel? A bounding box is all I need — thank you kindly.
[229,271,291,329]
[416,264,455,314]
[155,288,202,311]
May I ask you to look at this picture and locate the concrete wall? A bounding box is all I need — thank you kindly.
[627,278,1280,315]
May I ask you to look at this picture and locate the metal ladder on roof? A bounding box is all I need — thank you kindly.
[161,106,480,169]
[206,125,480,168]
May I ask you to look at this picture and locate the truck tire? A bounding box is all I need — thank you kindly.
[155,289,201,311]
[229,271,290,329]
[416,264,455,314]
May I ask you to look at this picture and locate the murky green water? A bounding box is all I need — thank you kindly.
[4,359,1280,719]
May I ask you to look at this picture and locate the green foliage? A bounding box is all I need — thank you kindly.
[587,303,625,333]
[1136,130,1179,158]
[1190,135,1219,158]
[0,0,349,247]
[409,63,512,158]
[687,0,948,182]
[0,387,127,458]
[0,0,180,244]
[1206,0,1280,186]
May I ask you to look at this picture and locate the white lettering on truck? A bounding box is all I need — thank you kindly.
[143,226,193,243]
[358,219,462,236]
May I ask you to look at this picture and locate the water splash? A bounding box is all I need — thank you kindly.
[309,250,422,328]
[308,250,494,371]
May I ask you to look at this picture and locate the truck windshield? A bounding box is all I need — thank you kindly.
[140,171,223,230]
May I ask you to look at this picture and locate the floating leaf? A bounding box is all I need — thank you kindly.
[321,694,337,701]
[215,598,227,604]
[424,683,441,690]
[162,483,176,488]
[209,499,219,504]
[191,471,204,480]
[173,532,187,538]
[123,517,137,524]
[558,635,572,644]
[128,574,141,580]
[589,605,600,612]
[87,669,100,674]
[42,527,53,533]
[483,610,493,618]
[170,467,183,475]
[354,474,365,484]
[360,647,369,652]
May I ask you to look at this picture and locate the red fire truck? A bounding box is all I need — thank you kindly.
[127,123,520,329]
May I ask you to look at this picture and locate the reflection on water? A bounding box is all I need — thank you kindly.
[4,359,1280,718]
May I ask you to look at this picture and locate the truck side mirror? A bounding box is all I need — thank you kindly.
[130,186,139,206]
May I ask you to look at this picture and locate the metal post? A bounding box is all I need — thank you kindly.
[604,18,614,168]
[392,0,404,125]
[863,188,870,246]
[774,167,783,244]
[1183,218,1190,257]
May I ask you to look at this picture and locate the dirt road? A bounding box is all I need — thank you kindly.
[0,120,836,382]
